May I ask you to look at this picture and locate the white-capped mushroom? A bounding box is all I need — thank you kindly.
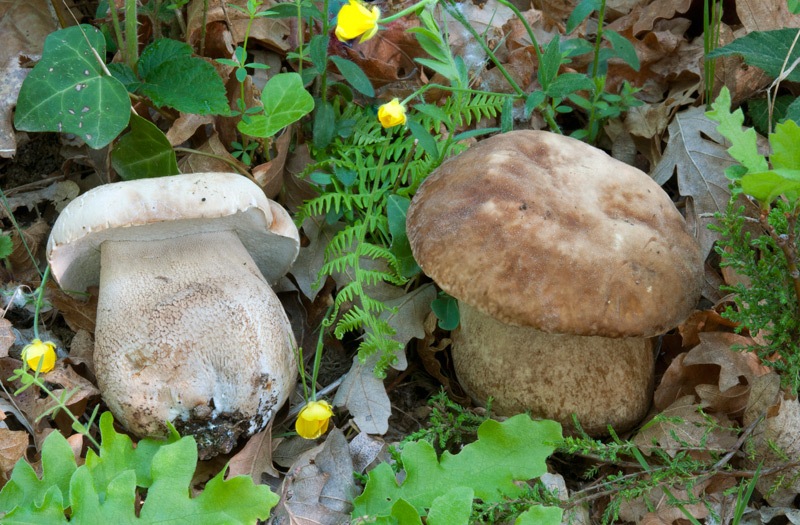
[47,172,300,458]
[406,131,703,436]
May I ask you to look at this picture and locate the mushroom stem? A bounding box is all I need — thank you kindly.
[452,302,655,436]
[95,229,296,457]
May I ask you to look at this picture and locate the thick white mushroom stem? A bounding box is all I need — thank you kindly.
[452,302,654,436]
[95,230,297,459]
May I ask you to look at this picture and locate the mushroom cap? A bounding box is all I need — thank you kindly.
[406,130,702,338]
[47,172,300,292]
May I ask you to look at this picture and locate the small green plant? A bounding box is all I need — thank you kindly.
[352,413,563,524]
[707,86,800,393]
[0,412,277,523]
[400,390,490,455]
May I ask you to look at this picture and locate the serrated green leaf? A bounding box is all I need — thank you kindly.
[352,415,562,520]
[427,487,473,525]
[515,504,564,525]
[708,28,800,82]
[329,56,374,97]
[706,86,769,175]
[741,169,800,203]
[0,234,12,259]
[769,119,800,170]
[138,38,191,79]
[111,114,179,180]
[14,24,130,149]
[604,29,640,71]
[239,73,314,138]
[0,412,277,523]
[138,49,229,114]
[0,429,76,513]
[108,62,141,92]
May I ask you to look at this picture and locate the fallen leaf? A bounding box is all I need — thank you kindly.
[227,423,279,484]
[0,319,13,358]
[651,106,737,260]
[348,431,386,474]
[252,124,293,198]
[0,427,29,474]
[273,429,356,524]
[48,285,98,334]
[292,217,346,302]
[333,354,391,435]
[745,395,800,506]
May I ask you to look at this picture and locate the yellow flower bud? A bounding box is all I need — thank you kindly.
[378,98,407,128]
[296,400,334,439]
[335,0,380,43]
[22,339,57,373]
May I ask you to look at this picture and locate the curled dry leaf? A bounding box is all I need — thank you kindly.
[273,429,356,525]
[745,395,800,506]
[226,422,279,484]
[654,332,773,416]
[0,319,13,358]
[252,125,293,198]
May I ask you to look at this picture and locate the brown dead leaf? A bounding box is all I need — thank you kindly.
[678,309,739,349]
[273,429,356,524]
[177,132,249,175]
[48,285,98,334]
[736,0,800,33]
[226,423,278,483]
[0,0,58,157]
[186,0,291,53]
[166,113,214,146]
[0,319,14,358]
[65,329,95,380]
[634,395,737,458]
[619,476,715,524]
[746,395,800,506]
[0,428,29,474]
[654,332,772,416]
[5,220,50,279]
[251,125,292,198]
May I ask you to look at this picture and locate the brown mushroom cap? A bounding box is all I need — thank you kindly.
[47,172,300,292]
[406,130,702,337]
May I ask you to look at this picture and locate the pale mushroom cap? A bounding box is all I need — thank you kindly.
[406,130,703,337]
[47,172,300,292]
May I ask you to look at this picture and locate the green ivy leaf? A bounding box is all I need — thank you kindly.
[431,294,459,331]
[708,28,800,82]
[352,415,562,521]
[111,114,180,180]
[14,24,130,149]
[137,39,229,115]
[238,73,314,138]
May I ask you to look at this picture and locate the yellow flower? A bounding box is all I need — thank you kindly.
[296,400,334,439]
[378,98,407,128]
[335,0,380,43]
[22,339,57,373]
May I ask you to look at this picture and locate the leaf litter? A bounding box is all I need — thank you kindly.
[2,0,800,522]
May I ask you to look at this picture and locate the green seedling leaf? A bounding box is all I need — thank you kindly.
[387,195,420,278]
[239,73,314,138]
[329,56,374,97]
[708,28,800,82]
[0,412,277,523]
[14,24,130,149]
[769,118,800,170]
[431,294,459,330]
[566,0,601,33]
[706,86,769,176]
[538,35,563,90]
[407,118,439,158]
[604,29,640,71]
[545,72,593,99]
[137,39,229,115]
[0,234,12,259]
[111,114,179,180]
[351,415,562,521]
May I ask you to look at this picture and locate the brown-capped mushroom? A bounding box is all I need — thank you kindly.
[47,172,300,458]
[406,131,703,436]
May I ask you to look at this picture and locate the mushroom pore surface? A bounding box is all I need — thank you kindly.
[96,230,296,458]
